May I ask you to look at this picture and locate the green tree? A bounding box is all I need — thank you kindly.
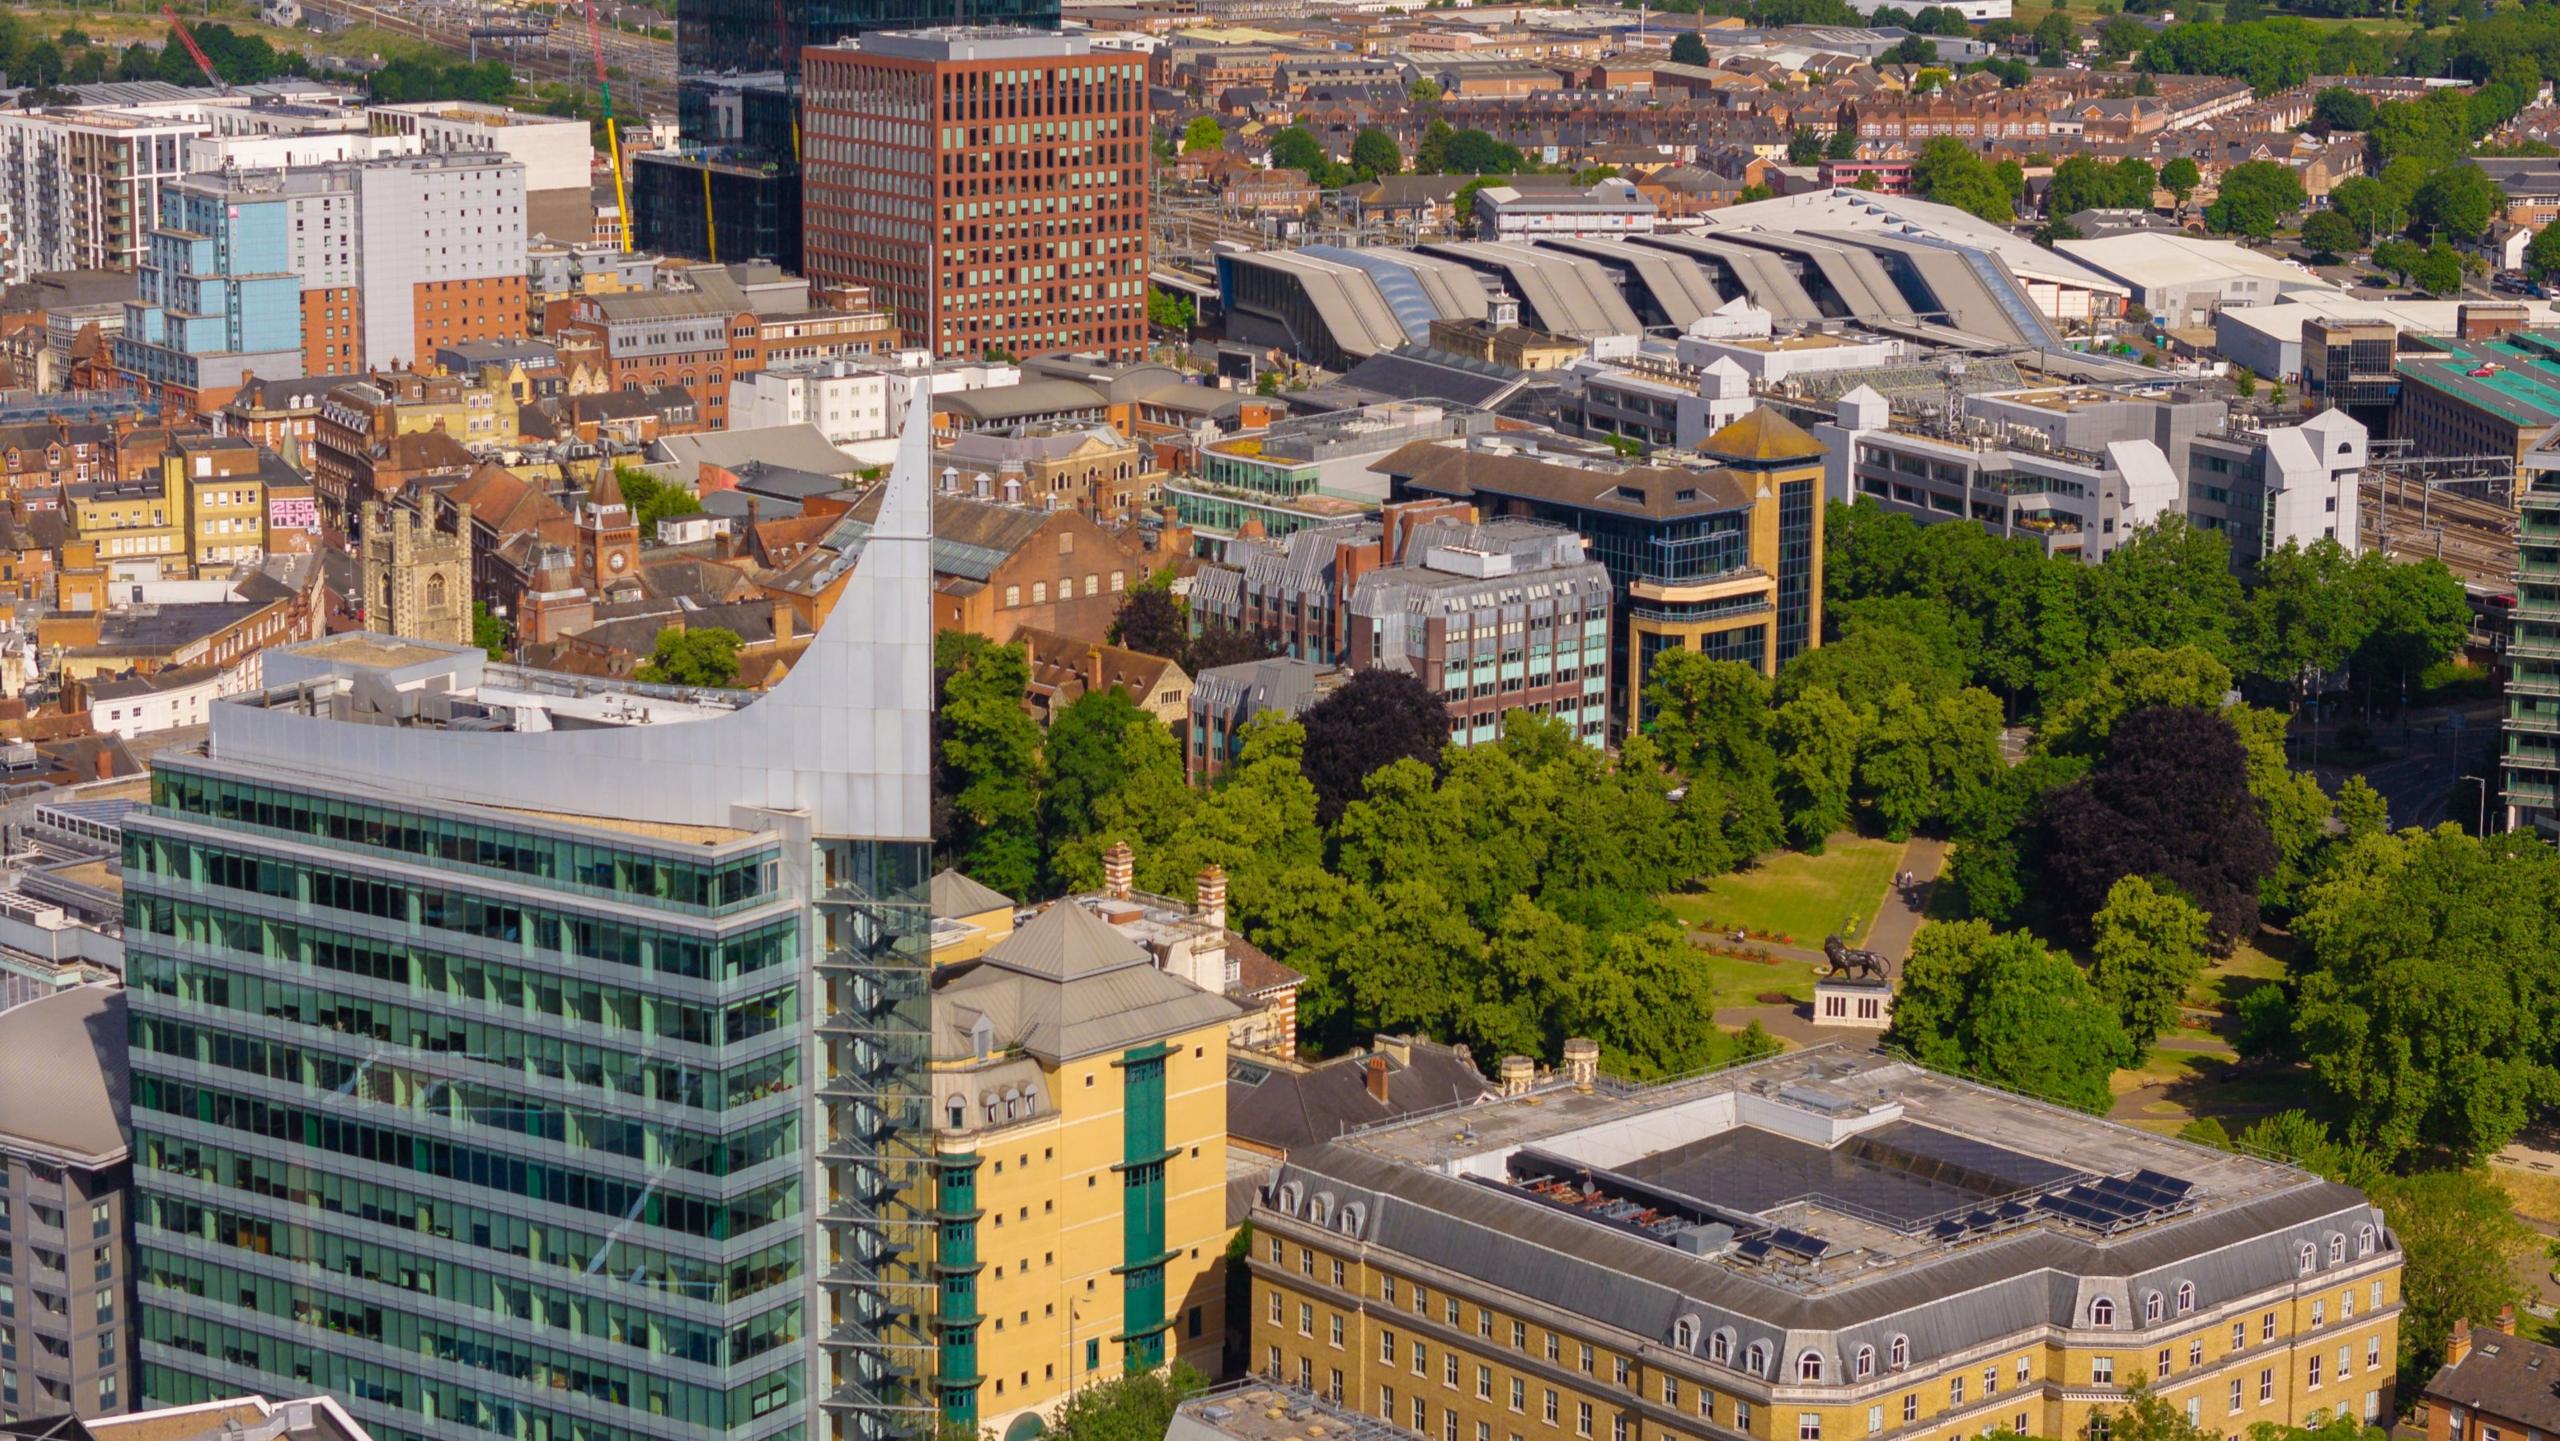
[1826,127,1859,160]
[2300,209,2359,257]
[2204,160,2307,239]
[1351,126,1403,181]
[1408,77,1442,103]
[2529,220,2560,282]
[2409,242,2465,296]
[1911,136,2015,224]
[1266,126,1329,176]
[1671,30,1710,62]
[1048,1362,1209,1441]
[1180,114,1223,152]
[2034,9,2076,55]
[1146,286,1195,331]
[2085,517,2244,666]
[2232,363,2259,398]
[2087,875,2212,1057]
[1642,650,1783,857]
[1858,684,2004,841]
[935,635,1045,898]
[635,626,743,687]
[612,464,701,537]
[2372,236,2423,287]
[470,602,508,661]
[1039,691,1158,867]
[1885,921,2129,1112]
[2292,827,2560,1166]
[2411,162,2505,242]
[1414,118,1454,174]
[2331,175,2410,246]
[1772,686,1864,850]
[2162,156,2200,207]
[1788,126,1824,165]
[2313,85,2375,133]
[2366,1167,2534,1390]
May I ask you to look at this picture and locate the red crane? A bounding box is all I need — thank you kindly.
[161,5,232,95]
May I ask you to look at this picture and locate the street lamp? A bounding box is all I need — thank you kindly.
[2461,773,2491,836]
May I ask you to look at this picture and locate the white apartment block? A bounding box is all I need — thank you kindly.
[0,109,203,283]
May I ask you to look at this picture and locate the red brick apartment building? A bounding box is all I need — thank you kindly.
[801,29,1151,364]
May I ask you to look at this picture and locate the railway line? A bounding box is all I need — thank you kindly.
[2361,475,2518,586]
[300,0,674,94]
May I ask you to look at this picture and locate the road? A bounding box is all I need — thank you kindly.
[2302,698,2505,833]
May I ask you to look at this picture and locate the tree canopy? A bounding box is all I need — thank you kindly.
[1298,669,1454,826]
[1885,920,2128,1112]
[635,626,742,688]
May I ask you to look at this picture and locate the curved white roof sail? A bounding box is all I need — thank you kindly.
[206,385,938,840]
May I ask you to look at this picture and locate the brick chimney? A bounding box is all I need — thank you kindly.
[772,597,795,644]
[2497,1305,2517,1336]
[1366,1054,1391,1105]
[1195,863,1228,930]
[94,746,113,781]
[1563,1037,1600,1094]
[1101,840,1135,899]
[1499,1054,1536,1097]
[2449,1318,2474,1367]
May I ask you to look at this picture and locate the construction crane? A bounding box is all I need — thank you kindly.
[579,0,634,253]
[161,5,232,96]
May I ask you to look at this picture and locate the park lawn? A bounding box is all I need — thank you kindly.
[1665,834,1903,948]
[1690,948,1823,1013]
[2494,1162,2560,1228]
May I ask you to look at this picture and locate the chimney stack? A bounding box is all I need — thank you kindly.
[1562,1037,1599,1094]
[1366,1054,1391,1106]
[2449,1318,2475,1367]
[1195,863,1227,930]
[2497,1305,2517,1336]
[1499,1054,1535,1097]
[1102,841,1135,899]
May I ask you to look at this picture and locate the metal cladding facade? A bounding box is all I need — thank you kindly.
[125,393,942,1441]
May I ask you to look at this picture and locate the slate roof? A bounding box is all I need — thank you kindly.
[937,901,1243,1062]
[1230,1040,1496,1153]
[931,868,1016,918]
[2427,1331,2560,1430]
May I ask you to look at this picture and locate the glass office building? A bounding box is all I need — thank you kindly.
[127,395,942,1441]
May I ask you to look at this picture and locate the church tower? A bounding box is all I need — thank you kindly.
[359,496,473,646]
[579,466,641,592]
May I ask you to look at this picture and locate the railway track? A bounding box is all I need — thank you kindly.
[2361,477,2518,585]
[300,0,674,92]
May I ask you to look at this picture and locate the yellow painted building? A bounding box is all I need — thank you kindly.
[65,435,277,577]
[932,868,1021,966]
[1248,1048,2402,1441]
[929,898,1241,1439]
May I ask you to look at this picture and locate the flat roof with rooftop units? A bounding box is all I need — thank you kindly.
[1250,1045,2397,1390]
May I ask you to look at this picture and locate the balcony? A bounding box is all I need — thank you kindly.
[2507,778,2558,809]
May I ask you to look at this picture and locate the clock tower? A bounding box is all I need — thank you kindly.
[579,466,641,591]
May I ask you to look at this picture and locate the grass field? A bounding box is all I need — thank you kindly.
[1690,948,1824,1014]
[1663,834,1903,948]
[2496,1163,2560,1228]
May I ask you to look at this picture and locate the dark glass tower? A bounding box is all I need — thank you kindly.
[675,0,1059,77]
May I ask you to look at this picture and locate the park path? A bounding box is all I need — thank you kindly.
[1866,836,1948,960]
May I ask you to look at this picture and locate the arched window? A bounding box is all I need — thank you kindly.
[1745,1342,1771,1377]
[1798,1352,1825,1383]
[1310,1194,1333,1228]
[2175,1282,2195,1315]
[2328,1234,2346,1264]
[2143,1292,2163,1325]
[1277,1182,1302,1214]
[1340,1203,1366,1238]
[1854,1347,1875,1380]
[2298,1243,2316,1273]
[425,573,448,609]
[2089,1297,2116,1329]
[1889,1336,1910,1370]
[2356,1224,2376,1256]
[1674,1318,1700,1351]
[1710,1331,1734,1365]
[946,1097,964,1129]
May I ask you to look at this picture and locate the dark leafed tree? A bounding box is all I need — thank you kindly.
[2039,705,2277,944]
[1183,621,1277,674]
[1109,587,1187,661]
[1298,669,1453,826]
